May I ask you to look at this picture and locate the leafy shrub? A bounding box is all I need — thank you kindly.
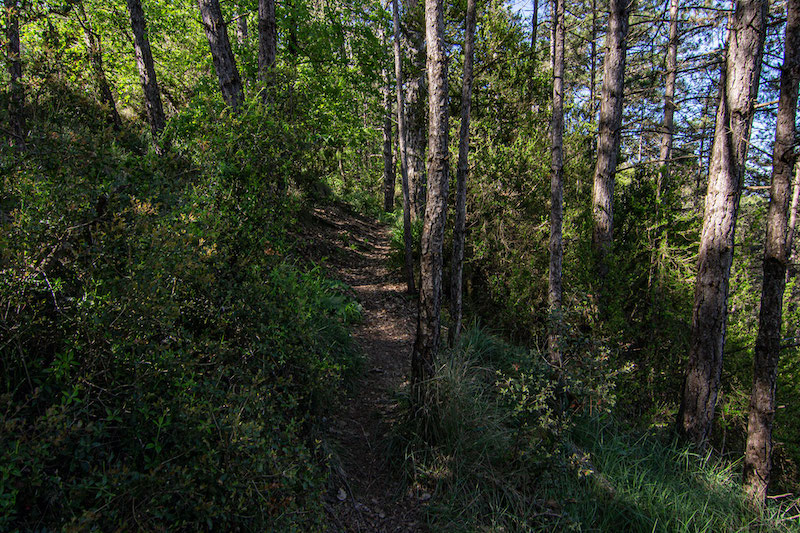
[0,97,361,530]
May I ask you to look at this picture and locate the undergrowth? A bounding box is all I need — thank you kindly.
[0,93,363,530]
[393,325,799,532]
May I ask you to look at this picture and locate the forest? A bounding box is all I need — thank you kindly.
[1,0,799,529]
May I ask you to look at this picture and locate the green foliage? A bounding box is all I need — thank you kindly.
[393,327,795,532]
[0,92,362,531]
[392,324,623,531]
[389,213,423,273]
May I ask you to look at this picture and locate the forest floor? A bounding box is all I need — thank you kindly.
[298,203,427,532]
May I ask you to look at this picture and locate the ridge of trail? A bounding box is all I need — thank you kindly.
[299,203,425,532]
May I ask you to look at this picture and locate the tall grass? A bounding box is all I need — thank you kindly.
[393,325,799,532]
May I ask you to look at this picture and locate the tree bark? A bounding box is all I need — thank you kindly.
[677,0,767,446]
[198,0,245,110]
[394,0,416,294]
[258,0,277,89]
[402,0,427,221]
[382,60,396,212]
[589,0,596,122]
[449,0,476,347]
[78,3,122,130]
[531,0,538,63]
[786,163,800,283]
[657,0,679,186]
[590,0,629,278]
[412,0,449,386]
[548,0,565,366]
[235,11,248,44]
[744,0,799,504]
[5,0,25,149]
[649,0,679,294]
[126,0,167,149]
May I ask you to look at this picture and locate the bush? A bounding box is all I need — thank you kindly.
[0,97,361,530]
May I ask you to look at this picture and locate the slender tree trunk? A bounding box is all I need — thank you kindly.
[5,0,25,149]
[382,58,396,212]
[589,0,596,122]
[258,0,277,90]
[548,0,565,366]
[531,0,538,63]
[394,0,416,294]
[412,0,449,387]
[650,0,679,294]
[126,0,167,150]
[198,0,245,110]
[696,91,714,204]
[677,0,767,446]
[744,0,799,504]
[786,163,800,283]
[591,0,629,278]
[546,0,552,64]
[235,11,248,44]
[449,0,476,347]
[657,0,679,179]
[78,3,122,130]
[403,0,427,221]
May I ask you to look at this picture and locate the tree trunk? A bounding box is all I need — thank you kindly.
[5,0,25,149]
[78,3,122,130]
[650,0,679,294]
[531,0,538,63]
[548,0,565,366]
[591,0,629,278]
[744,0,799,504]
[786,163,800,283]
[258,0,277,89]
[394,0,416,294]
[198,0,245,110]
[403,0,427,221]
[657,0,679,183]
[412,0,449,387]
[589,0,596,122]
[382,62,396,212]
[126,0,167,149]
[677,0,767,446]
[449,0,476,347]
[235,11,248,44]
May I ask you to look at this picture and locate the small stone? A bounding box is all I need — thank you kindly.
[420,493,432,502]
[337,488,347,501]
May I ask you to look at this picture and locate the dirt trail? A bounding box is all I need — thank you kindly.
[299,204,425,532]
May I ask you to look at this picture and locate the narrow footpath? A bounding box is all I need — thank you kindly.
[299,204,425,532]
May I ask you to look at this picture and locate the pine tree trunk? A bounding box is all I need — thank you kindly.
[591,0,629,278]
[678,0,767,446]
[78,4,122,130]
[235,12,248,44]
[5,0,25,149]
[548,0,565,366]
[589,0,596,122]
[657,0,679,184]
[744,0,799,504]
[394,0,416,294]
[126,0,167,149]
[198,0,245,110]
[382,61,396,212]
[650,0,679,294]
[531,0,538,63]
[258,0,277,90]
[786,163,800,283]
[402,0,427,221]
[449,0,476,347]
[412,0,449,387]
